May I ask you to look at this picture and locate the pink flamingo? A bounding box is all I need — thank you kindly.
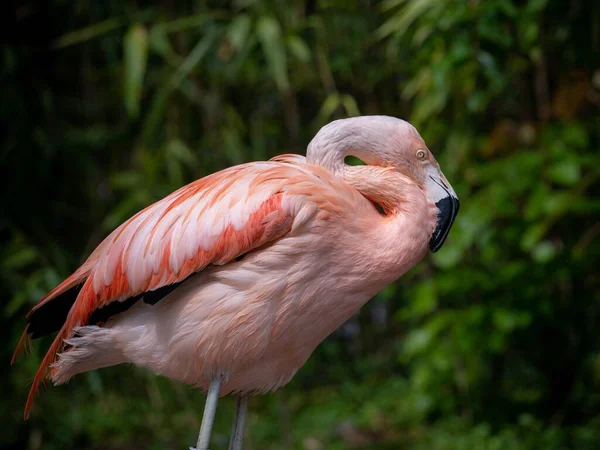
[13,116,459,449]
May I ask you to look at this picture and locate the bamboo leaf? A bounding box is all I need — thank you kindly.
[317,93,341,122]
[256,17,289,92]
[123,25,149,118]
[376,0,438,39]
[286,35,311,63]
[51,17,125,49]
[228,14,252,51]
[341,94,361,117]
[142,30,217,141]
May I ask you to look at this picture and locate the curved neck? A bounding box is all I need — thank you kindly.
[307,123,395,177]
[304,117,437,296]
[323,164,437,285]
[342,165,411,214]
[308,135,436,273]
[363,179,435,281]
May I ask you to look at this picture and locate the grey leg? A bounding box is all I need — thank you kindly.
[194,377,222,450]
[227,397,240,450]
[228,395,249,450]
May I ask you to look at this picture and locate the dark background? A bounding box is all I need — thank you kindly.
[2,0,600,449]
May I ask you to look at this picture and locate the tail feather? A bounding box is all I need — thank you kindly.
[24,323,70,419]
[20,267,96,419]
[13,266,92,367]
[11,325,31,365]
[50,326,124,385]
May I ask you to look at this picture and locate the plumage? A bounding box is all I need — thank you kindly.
[13,116,459,449]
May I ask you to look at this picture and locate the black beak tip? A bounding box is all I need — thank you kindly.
[429,196,459,253]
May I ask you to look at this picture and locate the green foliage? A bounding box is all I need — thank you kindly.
[2,0,600,448]
[123,24,149,118]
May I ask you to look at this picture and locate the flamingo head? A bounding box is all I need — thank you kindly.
[307,115,459,253]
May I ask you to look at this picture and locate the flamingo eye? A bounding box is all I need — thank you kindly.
[416,149,426,160]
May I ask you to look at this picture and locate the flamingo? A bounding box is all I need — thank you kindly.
[13,115,459,449]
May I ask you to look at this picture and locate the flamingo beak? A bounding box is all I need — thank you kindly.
[426,168,459,253]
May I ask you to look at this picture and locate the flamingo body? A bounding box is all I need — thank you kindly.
[15,116,459,426]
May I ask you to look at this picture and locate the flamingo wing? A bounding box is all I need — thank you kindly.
[17,160,313,418]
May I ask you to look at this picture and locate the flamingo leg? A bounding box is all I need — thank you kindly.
[228,395,249,450]
[193,376,222,450]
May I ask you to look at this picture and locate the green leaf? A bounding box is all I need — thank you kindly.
[547,160,580,186]
[149,26,178,63]
[531,241,557,263]
[228,14,252,51]
[286,35,311,63]
[165,139,198,167]
[492,308,532,332]
[412,281,438,316]
[153,14,212,34]
[123,25,149,118]
[2,247,38,270]
[317,93,341,122]
[403,328,434,358]
[341,95,361,117]
[51,17,125,49]
[111,171,142,189]
[376,0,438,39]
[521,222,548,250]
[142,30,217,141]
[256,17,289,92]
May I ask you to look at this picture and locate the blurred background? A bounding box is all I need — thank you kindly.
[2,0,600,449]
